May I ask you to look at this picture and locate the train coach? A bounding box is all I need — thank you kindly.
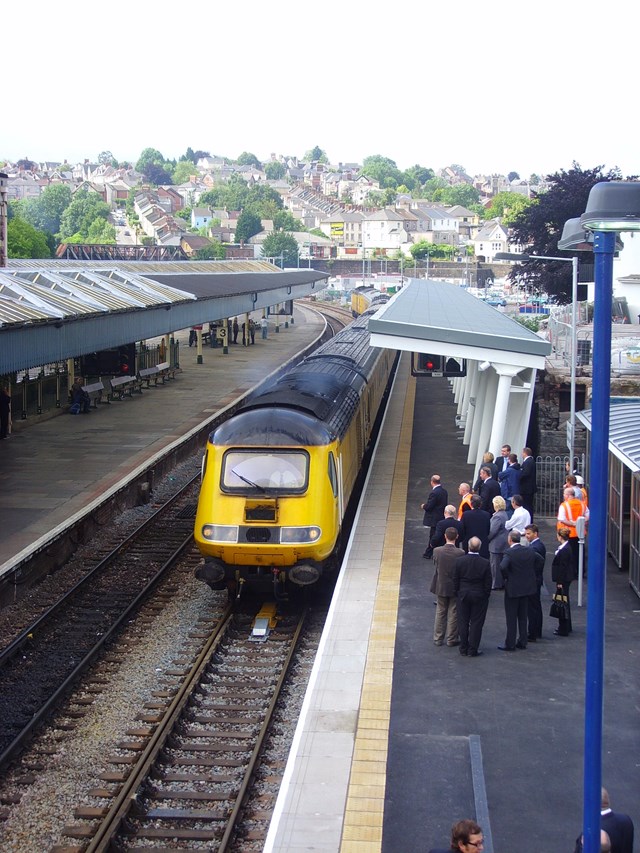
[194,310,397,598]
[351,285,390,317]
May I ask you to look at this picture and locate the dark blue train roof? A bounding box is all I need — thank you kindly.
[210,312,386,446]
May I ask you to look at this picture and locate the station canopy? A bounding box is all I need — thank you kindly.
[368,278,551,369]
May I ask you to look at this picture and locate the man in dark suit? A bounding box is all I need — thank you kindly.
[454,537,492,656]
[519,446,537,520]
[429,505,463,551]
[498,443,511,473]
[601,787,634,853]
[478,465,501,515]
[460,494,491,558]
[524,523,546,641]
[421,474,448,558]
[498,530,543,651]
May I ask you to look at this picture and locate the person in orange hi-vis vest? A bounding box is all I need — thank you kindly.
[457,483,473,520]
[557,487,589,577]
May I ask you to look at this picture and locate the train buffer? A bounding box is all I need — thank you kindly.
[250,602,279,641]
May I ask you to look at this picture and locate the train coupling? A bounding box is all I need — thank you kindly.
[251,602,279,641]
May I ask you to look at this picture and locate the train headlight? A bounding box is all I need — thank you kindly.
[201,524,238,543]
[280,526,322,544]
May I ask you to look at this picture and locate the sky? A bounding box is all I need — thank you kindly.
[5,0,638,180]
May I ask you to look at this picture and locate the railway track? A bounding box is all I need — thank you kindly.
[58,608,307,852]
[0,477,202,772]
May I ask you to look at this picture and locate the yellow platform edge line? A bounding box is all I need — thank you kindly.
[340,356,416,850]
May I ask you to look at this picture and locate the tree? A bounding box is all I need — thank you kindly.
[483,191,532,224]
[236,151,261,168]
[507,162,626,302]
[403,164,434,190]
[432,184,480,208]
[21,183,72,236]
[422,176,448,199]
[136,147,173,184]
[17,158,37,171]
[235,211,263,243]
[507,171,520,182]
[264,161,286,180]
[261,232,299,267]
[361,155,403,189]
[86,218,117,243]
[304,146,328,164]
[195,241,226,260]
[98,150,117,166]
[58,189,112,241]
[273,210,302,231]
[172,160,198,184]
[7,218,52,258]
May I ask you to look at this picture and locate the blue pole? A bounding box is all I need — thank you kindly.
[582,229,615,853]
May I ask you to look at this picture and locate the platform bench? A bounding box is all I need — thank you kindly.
[138,365,161,387]
[81,382,105,408]
[156,361,177,382]
[108,375,141,400]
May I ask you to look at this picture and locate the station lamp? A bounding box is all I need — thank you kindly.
[574,181,640,853]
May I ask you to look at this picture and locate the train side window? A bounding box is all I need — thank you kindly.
[328,452,338,498]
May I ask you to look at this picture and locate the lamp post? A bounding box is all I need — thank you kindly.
[577,181,640,853]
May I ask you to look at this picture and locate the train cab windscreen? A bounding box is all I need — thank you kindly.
[221,449,309,494]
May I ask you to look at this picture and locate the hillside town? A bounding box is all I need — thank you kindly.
[1,154,546,262]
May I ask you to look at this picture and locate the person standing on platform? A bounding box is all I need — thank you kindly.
[428,819,485,853]
[457,482,473,519]
[421,474,448,559]
[505,494,531,535]
[498,443,511,473]
[454,537,492,656]
[498,530,542,651]
[0,385,11,439]
[524,523,546,641]
[261,315,268,339]
[473,451,498,492]
[249,319,256,344]
[478,465,500,515]
[599,787,635,853]
[488,495,509,590]
[232,317,239,344]
[460,494,491,558]
[430,505,463,551]
[519,447,537,519]
[431,528,461,647]
[557,486,589,578]
[498,453,521,509]
[551,528,573,636]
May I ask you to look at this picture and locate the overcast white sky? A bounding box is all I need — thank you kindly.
[5,0,637,180]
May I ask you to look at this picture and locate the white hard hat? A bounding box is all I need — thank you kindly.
[575,475,584,485]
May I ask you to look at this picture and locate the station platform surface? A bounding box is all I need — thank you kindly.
[0,306,325,572]
[265,355,640,853]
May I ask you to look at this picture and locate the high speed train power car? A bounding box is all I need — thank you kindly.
[194,307,396,598]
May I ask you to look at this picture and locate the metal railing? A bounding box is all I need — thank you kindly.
[535,454,585,518]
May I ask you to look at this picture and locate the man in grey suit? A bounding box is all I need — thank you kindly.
[498,530,543,651]
[430,527,461,647]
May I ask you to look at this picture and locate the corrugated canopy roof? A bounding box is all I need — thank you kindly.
[577,402,640,472]
[0,259,295,327]
[368,278,551,368]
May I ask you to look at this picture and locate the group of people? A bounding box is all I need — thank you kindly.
[427,790,634,852]
[422,443,590,654]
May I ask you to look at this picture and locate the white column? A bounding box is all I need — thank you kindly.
[464,362,481,446]
[487,364,522,460]
[474,372,499,472]
[469,368,493,465]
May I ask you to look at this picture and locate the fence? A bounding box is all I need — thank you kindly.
[535,454,585,518]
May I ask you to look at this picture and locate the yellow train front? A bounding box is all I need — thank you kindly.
[194,311,396,597]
